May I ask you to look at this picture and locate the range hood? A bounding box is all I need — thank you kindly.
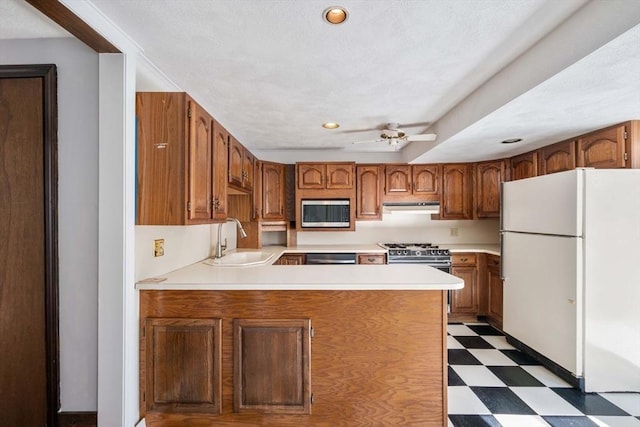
[382,201,440,215]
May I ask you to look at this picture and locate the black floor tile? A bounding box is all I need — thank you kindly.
[552,388,631,416]
[487,366,545,387]
[466,325,504,336]
[448,414,501,427]
[542,416,600,427]
[454,336,495,349]
[471,387,536,415]
[500,349,540,365]
[448,366,466,386]
[448,349,482,365]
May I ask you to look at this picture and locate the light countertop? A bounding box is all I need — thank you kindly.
[136,244,500,291]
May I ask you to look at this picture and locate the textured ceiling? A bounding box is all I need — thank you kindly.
[0,0,71,39]
[2,0,640,163]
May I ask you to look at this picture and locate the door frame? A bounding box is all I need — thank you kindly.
[0,64,59,426]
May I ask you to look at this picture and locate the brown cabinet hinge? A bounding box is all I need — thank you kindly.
[623,131,628,140]
[310,327,314,338]
[187,107,192,118]
[624,152,629,161]
[187,201,191,211]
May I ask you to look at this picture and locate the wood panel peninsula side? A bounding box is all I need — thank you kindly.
[138,258,461,426]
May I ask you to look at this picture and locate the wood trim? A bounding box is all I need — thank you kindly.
[25,0,120,53]
[58,412,97,427]
[0,64,60,426]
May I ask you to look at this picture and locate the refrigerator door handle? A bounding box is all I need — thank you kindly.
[500,232,505,280]
[499,181,505,231]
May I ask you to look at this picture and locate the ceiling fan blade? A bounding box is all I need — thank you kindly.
[352,139,384,145]
[406,133,437,142]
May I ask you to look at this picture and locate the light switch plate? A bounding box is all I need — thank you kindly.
[154,238,165,257]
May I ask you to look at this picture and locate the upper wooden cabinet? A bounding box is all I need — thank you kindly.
[212,121,229,220]
[297,162,354,190]
[510,151,538,181]
[441,163,474,220]
[356,165,383,220]
[260,161,286,221]
[136,92,220,225]
[228,137,254,191]
[539,140,576,175]
[384,164,440,201]
[476,160,506,218]
[577,123,628,169]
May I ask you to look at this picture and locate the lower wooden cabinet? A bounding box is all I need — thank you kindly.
[450,253,479,316]
[273,253,306,265]
[144,318,222,414]
[486,254,503,330]
[233,319,311,414]
[357,253,386,264]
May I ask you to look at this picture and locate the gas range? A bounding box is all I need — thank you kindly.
[378,243,452,271]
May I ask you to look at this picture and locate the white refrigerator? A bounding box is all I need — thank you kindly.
[501,168,640,392]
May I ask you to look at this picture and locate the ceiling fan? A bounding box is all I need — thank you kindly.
[351,122,437,148]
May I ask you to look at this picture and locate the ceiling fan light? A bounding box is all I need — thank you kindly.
[323,7,348,25]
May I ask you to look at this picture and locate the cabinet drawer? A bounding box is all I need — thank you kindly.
[357,254,386,264]
[486,254,500,270]
[452,253,476,266]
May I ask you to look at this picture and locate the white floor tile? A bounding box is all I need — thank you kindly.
[447,324,478,336]
[451,365,506,387]
[589,415,640,427]
[469,349,518,366]
[447,335,465,349]
[493,414,550,427]
[482,335,516,350]
[600,393,640,416]
[510,387,583,416]
[448,386,491,415]
[521,365,572,388]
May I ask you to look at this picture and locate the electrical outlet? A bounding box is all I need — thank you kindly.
[450,227,459,237]
[154,239,165,257]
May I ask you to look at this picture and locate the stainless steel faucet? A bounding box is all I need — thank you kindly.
[214,217,248,258]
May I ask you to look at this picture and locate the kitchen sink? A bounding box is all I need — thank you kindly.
[203,251,275,267]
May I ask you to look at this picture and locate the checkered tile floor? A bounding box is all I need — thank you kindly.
[447,323,640,427]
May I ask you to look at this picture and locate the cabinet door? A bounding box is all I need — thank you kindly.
[441,163,474,219]
[233,319,311,414]
[487,261,503,330]
[297,163,325,189]
[412,164,440,199]
[228,137,244,187]
[212,121,228,220]
[242,150,255,191]
[539,140,576,175]
[476,160,505,218]
[187,100,212,222]
[510,151,538,181]
[356,165,382,220]
[450,265,478,315]
[262,162,285,220]
[577,124,627,168]
[326,163,354,189]
[145,318,222,414]
[384,164,411,195]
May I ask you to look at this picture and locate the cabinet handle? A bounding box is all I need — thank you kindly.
[367,257,376,263]
[460,257,468,262]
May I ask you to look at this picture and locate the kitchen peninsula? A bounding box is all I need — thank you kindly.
[137,246,462,426]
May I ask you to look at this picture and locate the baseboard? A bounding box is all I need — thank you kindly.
[58,412,97,427]
[505,333,584,391]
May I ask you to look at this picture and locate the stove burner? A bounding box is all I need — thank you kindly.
[379,242,452,268]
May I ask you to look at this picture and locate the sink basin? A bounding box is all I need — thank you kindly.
[203,251,275,267]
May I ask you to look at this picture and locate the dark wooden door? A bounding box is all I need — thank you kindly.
[510,151,538,180]
[212,121,228,220]
[262,162,285,220]
[476,160,506,218]
[441,163,474,219]
[0,66,58,426]
[412,164,440,200]
[539,140,576,175]
[187,99,212,222]
[356,165,382,220]
[384,164,411,196]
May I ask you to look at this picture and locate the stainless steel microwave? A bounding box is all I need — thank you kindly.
[301,199,350,228]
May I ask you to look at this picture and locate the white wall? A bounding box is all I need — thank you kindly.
[0,38,99,411]
[297,215,500,245]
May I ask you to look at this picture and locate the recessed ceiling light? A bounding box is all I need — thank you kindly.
[501,138,522,144]
[322,122,340,129]
[323,6,348,25]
